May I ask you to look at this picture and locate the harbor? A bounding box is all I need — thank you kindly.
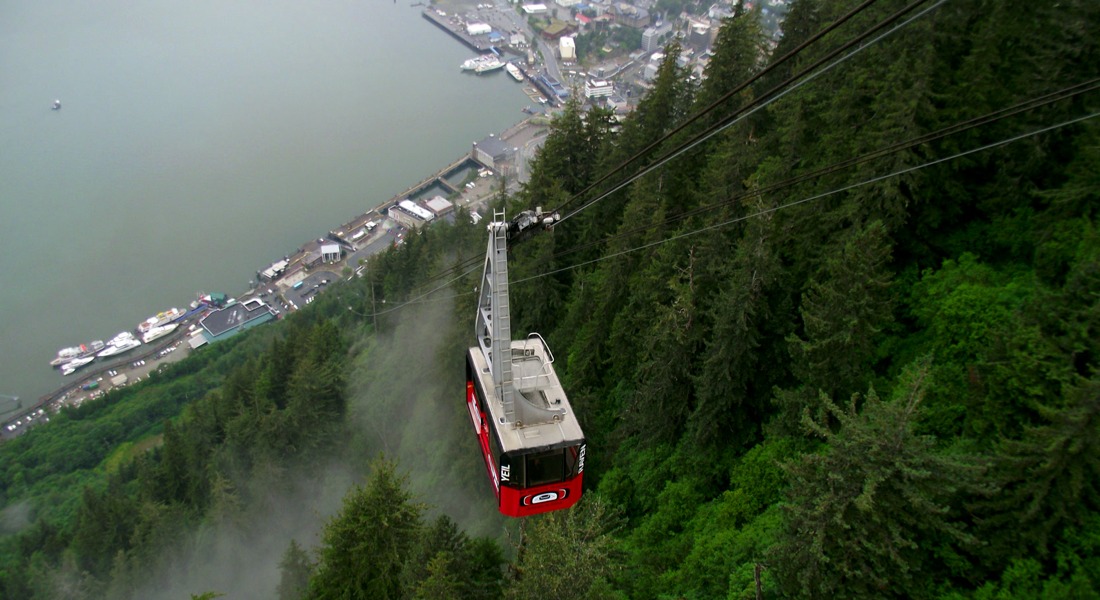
[0,0,564,440]
[2,111,548,440]
[0,0,544,419]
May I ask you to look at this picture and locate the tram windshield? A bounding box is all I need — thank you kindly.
[525,448,566,487]
[505,443,584,488]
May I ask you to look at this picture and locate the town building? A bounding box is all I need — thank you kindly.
[641,22,672,52]
[199,298,276,344]
[320,243,341,264]
[686,19,713,52]
[560,36,576,62]
[466,22,492,35]
[585,79,614,99]
[389,200,436,228]
[472,134,513,171]
[611,3,650,28]
[259,258,289,282]
[424,195,455,217]
[540,20,576,40]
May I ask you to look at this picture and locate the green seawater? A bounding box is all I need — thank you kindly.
[0,0,525,403]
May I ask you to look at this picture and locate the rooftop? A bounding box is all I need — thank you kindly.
[201,298,274,338]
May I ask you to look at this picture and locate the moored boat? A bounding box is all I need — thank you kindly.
[475,57,505,74]
[61,355,95,376]
[506,62,524,81]
[142,323,179,344]
[462,54,504,73]
[137,308,184,333]
[50,340,105,367]
[98,332,142,358]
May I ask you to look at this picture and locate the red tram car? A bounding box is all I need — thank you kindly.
[466,210,586,517]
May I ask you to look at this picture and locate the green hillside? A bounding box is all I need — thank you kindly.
[2,0,1099,597]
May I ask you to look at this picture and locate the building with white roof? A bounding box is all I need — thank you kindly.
[560,36,576,62]
[424,195,454,216]
[585,79,614,98]
[467,22,492,35]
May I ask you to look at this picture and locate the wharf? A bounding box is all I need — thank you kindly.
[421,8,495,54]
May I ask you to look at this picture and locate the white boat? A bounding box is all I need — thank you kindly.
[50,340,105,367]
[98,332,142,358]
[506,62,524,81]
[137,307,184,333]
[61,355,95,376]
[461,54,504,73]
[475,57,505,74]
[51,346,84,366]
[142,323,179,344]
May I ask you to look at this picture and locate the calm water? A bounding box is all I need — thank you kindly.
[0,0,526,404]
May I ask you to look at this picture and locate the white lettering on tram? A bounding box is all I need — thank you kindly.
[577,444,586,473]
[501,464,510,482]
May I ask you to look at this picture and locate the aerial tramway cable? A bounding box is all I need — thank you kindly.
[555,0,947,225]
[517,111,1100,283]
[376,69,1099,310]
[553,0,888,215]
[547,78,1100,265]
[369,0,936,295]
[362,108,1100,318]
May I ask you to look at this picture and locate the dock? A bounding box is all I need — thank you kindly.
[421,8,495,54]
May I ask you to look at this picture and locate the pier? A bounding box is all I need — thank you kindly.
[421,8,495,53]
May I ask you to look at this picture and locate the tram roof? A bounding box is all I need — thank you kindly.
[468,339,584,454]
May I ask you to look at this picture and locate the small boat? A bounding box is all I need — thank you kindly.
[506,62,524,81]
[138,307,184,333]
[51,99,61,110]
[98,332,142,358]
[142,323,179,344]
[475,57,505,74]
[61,355,95,376]
[50,340,105,367]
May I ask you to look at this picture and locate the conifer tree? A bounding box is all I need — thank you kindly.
[978,377,1100,563]
[307,460,424,600]
[770,362,987,598]
[505,495,624,600]
[774,220,895,432]
[277,539,312,600]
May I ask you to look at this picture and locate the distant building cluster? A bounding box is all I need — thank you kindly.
[515,0,790,115]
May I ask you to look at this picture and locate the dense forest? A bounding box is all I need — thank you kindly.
[2,0,1099,597]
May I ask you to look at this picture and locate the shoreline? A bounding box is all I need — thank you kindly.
[2,113,546,440]
[2,0,553,439]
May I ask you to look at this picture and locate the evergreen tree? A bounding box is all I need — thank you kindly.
[770,362,988,598]
[774,220,895,433]
[978,377,1100,564]
[411,553,462,600]
[505,495,624,600]
[307,460,424,600]
[277,539,312,600]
